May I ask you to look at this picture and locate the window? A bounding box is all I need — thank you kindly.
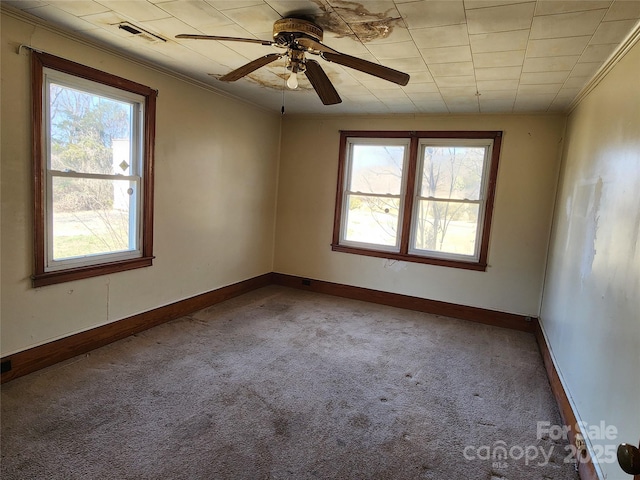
[32,52,157,287]
[332,131,502,270]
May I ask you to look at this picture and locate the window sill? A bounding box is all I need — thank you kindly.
[331,244,487,271]
[32,256,154,287]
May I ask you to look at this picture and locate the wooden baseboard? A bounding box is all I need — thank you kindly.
[534,321,600,480]
[272,273,535,333]
[1,273,273,384]
[1,272,537,384]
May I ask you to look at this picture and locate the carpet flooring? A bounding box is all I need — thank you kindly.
[1,286,578,479]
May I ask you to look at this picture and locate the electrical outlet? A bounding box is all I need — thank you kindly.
[1,359,12,373]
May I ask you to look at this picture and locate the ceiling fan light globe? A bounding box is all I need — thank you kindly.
[287,71,299,89]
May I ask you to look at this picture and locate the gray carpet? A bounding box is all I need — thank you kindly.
[1,286,578,479]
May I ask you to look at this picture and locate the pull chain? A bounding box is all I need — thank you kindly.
[281,61,286,115]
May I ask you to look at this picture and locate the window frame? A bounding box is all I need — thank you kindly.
[332,131,502,271]
[32,51,157,287]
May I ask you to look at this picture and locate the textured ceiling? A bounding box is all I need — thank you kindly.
[5,0,640,114]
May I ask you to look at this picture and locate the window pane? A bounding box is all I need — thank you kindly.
[420,146,485,200]
[49,83,133,175]
[52,176,137,260]
[349,144,404,194]
[345,194,400,247]
[413,200,479,256]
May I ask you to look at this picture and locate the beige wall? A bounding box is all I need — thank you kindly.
[274,114,566,316]
[540,38,640,478]
[0,13,281,355]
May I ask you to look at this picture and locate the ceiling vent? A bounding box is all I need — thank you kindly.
[116,22,166,44]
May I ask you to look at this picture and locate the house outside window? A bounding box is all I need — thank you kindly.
[332,131,502,271]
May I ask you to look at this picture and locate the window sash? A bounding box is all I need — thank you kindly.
[44,68,144,175]
[408,139,493,261]
[408,198,483,261]
[43,71,145,272]
[45,172,142,271]
[341,193,403,252]
[339,138,411,251]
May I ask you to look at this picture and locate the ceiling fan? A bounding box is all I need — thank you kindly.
[176,18,410,106]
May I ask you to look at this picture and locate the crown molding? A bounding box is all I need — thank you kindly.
[568,19,640,114]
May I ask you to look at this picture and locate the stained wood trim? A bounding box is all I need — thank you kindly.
[272,273,533,332]
[142,89,157,259]
[399,135,419,254]
[339,130,413,138]
[1,273,273,384]
[32,52,46,276]
[332,132,349,246]
[337,130,502,139]
[534,321,600,480]
[33,51,157,96]
[330,244,487,271]
[32,257,154,288]
[478,132,502,266]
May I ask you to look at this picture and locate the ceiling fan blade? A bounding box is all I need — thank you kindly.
[322,52,410,86]
[176,34,274,46]
[304,60,341,105]
[297,37,338,54]
[219,53,283,82]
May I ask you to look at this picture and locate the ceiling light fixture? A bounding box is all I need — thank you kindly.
[287,70,298,89]
[286,50,305,90]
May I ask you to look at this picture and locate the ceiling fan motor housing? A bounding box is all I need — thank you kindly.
[287,49,306,73]
[273,18,323,42]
